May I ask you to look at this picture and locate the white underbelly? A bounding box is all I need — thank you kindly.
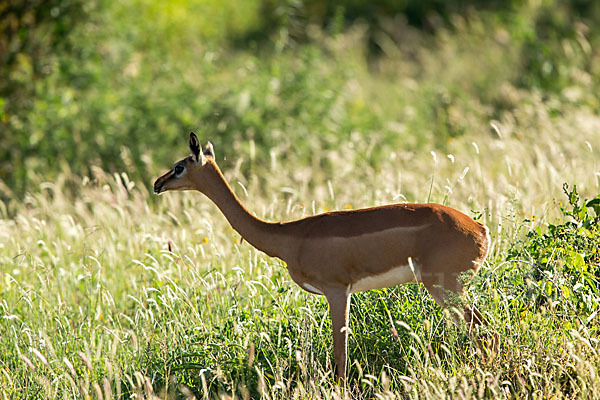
[302,282,324,295]
[350,263,419,294]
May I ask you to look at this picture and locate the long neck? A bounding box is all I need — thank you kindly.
[198,161,286,259]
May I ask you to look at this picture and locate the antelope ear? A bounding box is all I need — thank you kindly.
[189,132,202,163]
[203,141,215,158]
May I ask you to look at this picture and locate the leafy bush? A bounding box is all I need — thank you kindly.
[505,184,600,321]
[0,0,92,190]
[2,0,600,203]
[516,2,600,95]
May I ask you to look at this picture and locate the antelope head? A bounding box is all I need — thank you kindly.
[153,132,215,194]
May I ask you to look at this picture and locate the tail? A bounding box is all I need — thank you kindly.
[476,224,490,268]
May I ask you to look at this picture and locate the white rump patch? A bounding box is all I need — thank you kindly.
[350,264,419,294]
[302,283,324,295]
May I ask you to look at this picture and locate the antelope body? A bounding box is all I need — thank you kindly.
[153,132,490,381]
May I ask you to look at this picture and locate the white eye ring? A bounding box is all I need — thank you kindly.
[174,165,185,175]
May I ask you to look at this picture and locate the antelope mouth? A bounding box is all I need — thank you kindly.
[153,180,164,194]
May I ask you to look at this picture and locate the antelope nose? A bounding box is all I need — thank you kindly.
[153,180,163,194]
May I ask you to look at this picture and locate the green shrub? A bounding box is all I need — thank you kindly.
[2,0,600,204]
[506,184,600,321]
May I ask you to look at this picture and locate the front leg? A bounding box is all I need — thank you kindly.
[325,287,351,382]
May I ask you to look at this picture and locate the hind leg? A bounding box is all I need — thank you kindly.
[419,268,476,327]
[419,261,498,353]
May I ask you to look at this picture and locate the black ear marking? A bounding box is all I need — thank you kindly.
[189,132,201,162]
[203,141,215,158]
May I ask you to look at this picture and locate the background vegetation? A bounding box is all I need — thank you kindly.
[1,0,600,398]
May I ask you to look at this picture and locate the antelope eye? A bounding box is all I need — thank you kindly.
[174,165,185,175]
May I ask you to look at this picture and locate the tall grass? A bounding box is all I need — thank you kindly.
[2,1,600,398]
[1,95,599,397]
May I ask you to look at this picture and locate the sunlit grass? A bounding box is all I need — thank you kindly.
[2,102,600,397]
[2,2,600,396]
